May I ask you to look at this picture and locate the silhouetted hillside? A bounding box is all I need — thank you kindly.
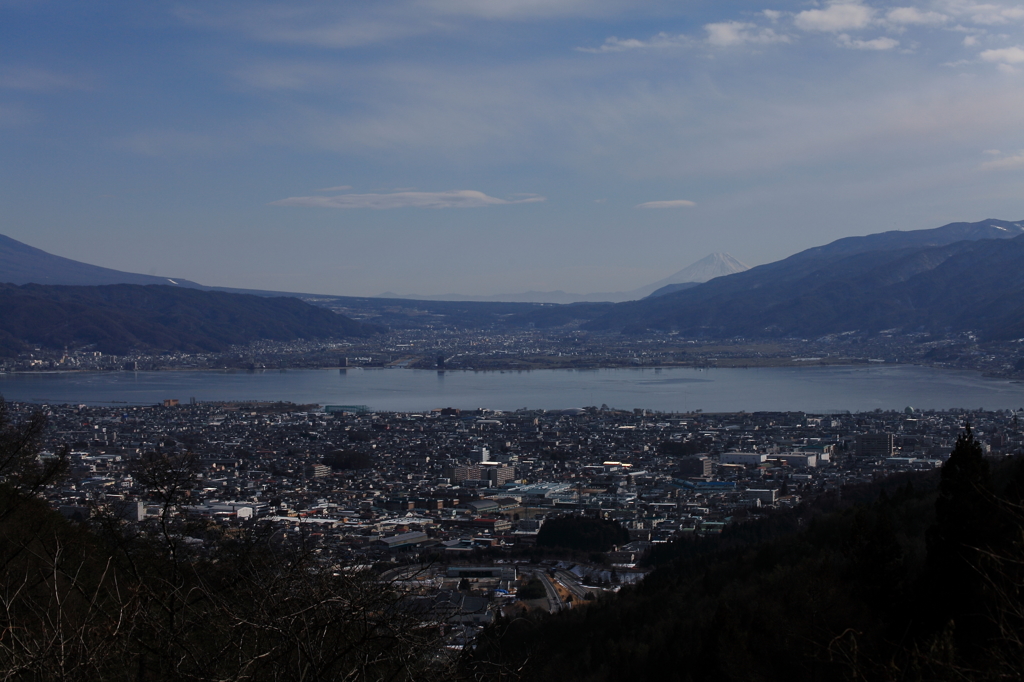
[586,220,1024,339]
[7,218,1023,338]
[0,284,378,355]
[644,281,699,298]
[0,404,451,681]
[536,516,630,552]
[0,234,205,288]
[467,441,1024,682]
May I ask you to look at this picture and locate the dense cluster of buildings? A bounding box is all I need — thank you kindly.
[8,399,1022,636]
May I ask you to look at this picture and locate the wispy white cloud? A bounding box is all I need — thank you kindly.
[424,0,627,20]
[980,46,1024,64]
[271,189,545,209]
[705,21,791,47]
[255,21,432,48]
[980,151,1024,170]
[839,34,900,50]
[578,2,1024,60]
[178,0,643,50]
[885,7,949,25]
[635,199,696,209]
[315,185,353,192]
[0,66,90,92]
[175,4,440,49]
[794,2,876,32]
[956,2,1024,25]
[576,33,688,53]
[579,20,793,53]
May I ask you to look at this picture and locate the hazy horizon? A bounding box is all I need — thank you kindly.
[2,1,1023,297]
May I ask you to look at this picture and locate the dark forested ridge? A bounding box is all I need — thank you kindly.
[584,222,1024,338]
[7,219,1024,339]
[0,283,379,356]
[536,516,630,552]
[467,432,1024,681]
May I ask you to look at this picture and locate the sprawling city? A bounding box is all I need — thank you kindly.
[8,396,1018,653]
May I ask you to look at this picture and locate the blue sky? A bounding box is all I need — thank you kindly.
[2,0,1023,296]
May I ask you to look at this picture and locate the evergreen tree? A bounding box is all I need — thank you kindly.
[925,423,993,651]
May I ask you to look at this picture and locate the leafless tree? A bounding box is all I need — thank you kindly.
[0,404,457,682]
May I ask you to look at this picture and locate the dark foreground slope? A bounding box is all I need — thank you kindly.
[467,436,1024,682]
[587,219,1024,338]
[0,403,452,681]
[0,283,378,355]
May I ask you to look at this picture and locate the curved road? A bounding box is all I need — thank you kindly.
[533,571,568,613]
[553,569,592,602]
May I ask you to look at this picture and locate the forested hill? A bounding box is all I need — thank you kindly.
[467,434,1024,682]
[583,224,1024,338]
[0,283,379,356]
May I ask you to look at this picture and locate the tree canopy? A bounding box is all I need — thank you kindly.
[536,515,630,553]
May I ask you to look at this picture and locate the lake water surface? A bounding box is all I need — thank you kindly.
[2,365,1024,413]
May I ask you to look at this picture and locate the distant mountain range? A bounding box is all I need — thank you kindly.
[4,218,1024,344]
[0,234,385,355]
[580,218,1024,338]
[0,283,379,356]
[378,252,751,304]
[0,232,569,333]
[0,233,749,305]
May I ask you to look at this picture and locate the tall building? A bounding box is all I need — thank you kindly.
[677,456,713,478]
[856,433,894,458]
[484,464,516,486]
[445,463,515,486]
[305,463,331,479]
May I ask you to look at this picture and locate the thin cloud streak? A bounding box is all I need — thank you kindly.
[635,199,696,209]
[838,34,899,50]
[425,0,630,20]
[0,66,91,92]
[980,151,1024,171]
[174,4,441,49]
[794,3,875,32]
[576,33,689,53]
[705,22,791,47]
[271,190,546,209]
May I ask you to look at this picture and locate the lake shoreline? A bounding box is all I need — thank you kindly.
[2,364,1023,414]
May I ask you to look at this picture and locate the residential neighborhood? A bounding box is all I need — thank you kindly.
[11,397,1018,645]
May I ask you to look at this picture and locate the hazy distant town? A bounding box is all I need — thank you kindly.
[7,327,1024,380]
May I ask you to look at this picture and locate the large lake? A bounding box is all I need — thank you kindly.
[2,365,1024,413]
